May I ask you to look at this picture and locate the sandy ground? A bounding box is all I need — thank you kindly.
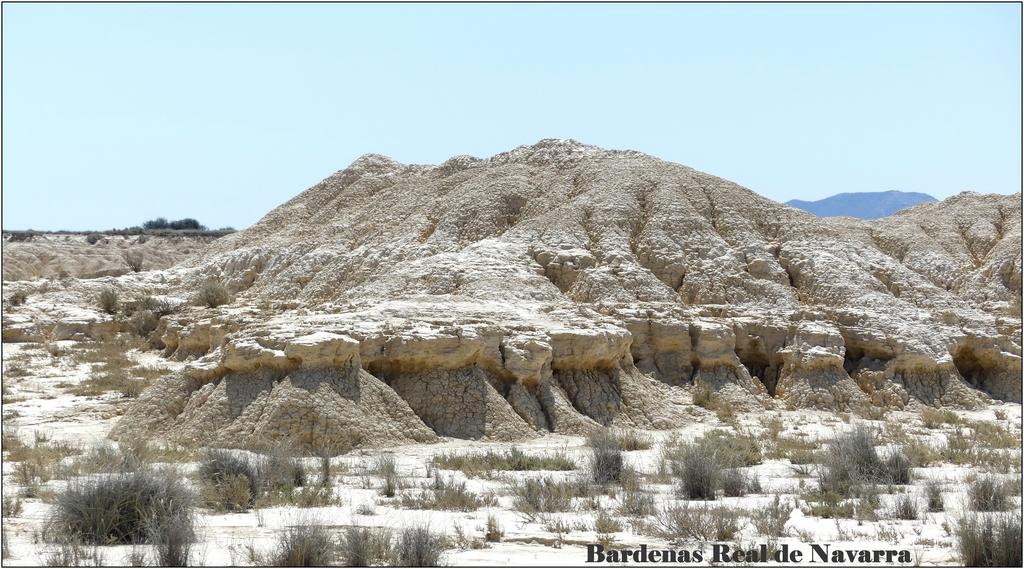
[2,340,1021,567]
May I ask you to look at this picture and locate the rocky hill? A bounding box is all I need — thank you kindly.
[786,190,938,220]
[6,140,1018,450]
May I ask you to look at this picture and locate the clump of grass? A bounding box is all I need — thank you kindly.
[432,447,576,477]
[47,468,196,548]
[339,526,392,567]
[588,429,625,485]
[395,526,448,567]
[270,519,337,567]
[653,502,742,541]
[375,454,402,498]
[484,514,503,542]
[891,493,918,520]
[800,491,856,519]
[665,431,760,499]
[399,474,495,512]
[817,424,909,497]
[509,476,588,521]
[920,407,960,429]
[924,478,944,512]
[9,290,29,306]
[969,477,1013,511]
[198,450,261,511]
[2,493,24,518]
[956,512,1022,567]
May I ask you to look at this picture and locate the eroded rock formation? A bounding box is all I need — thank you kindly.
[6,140,1020,449]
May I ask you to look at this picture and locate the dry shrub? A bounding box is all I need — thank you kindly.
[97,288,119,314]
[956,512,1022,567]
[270,519,337,567]
[340,526,392,567]
[48,468,196,551]
[395,526,447,567]
[654,502,742,541]
[195,280,231,308]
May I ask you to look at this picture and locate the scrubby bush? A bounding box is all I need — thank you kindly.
[669,440,724,500]
[509,476,583,520]
[588,429,625,484]
[127,310,159,338]
[956,512,1022,567]
[86,233,103,245]
[375,454,401,498]
[395,526,447,567]
[340,526,392,567]
[196,280,231,308]
[654,502,741,541]
[9,290,28,306]
[122,250,145,273]
[752,495,792,538]
[48,468,195,548]
[969,477,1013,511]
[270,520,336,567]
[199,450,262,511]
[97,288,119,314]
[400,473,494,511]
[432,447,576,477]
[485,514,504,542]
[891,493,918,520]
[817,424,909,496]
[924,478,944,512]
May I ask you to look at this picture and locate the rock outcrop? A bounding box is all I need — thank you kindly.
[8,140,1020,449]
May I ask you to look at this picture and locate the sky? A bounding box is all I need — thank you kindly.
[2,2,1020,231]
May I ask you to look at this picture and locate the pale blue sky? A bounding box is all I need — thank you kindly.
[3,3,1020,231]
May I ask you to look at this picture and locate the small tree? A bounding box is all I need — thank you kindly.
[196,280,231,308]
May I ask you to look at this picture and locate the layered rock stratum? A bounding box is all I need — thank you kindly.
[5,140,1020,449]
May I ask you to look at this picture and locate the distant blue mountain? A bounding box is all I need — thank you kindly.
[786,190,938,220]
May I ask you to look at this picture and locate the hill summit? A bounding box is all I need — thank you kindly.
[786,190,938,219]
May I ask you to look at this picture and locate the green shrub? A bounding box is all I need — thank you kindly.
[9,290,29,306]
[956,513,1022,567]
[86,233,103,245]
[48,468,195,546]
[196,280,231,308]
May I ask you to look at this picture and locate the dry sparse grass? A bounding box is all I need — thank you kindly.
[921,407,961,429]
[432,447,575,478]
[398,473,497,512]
